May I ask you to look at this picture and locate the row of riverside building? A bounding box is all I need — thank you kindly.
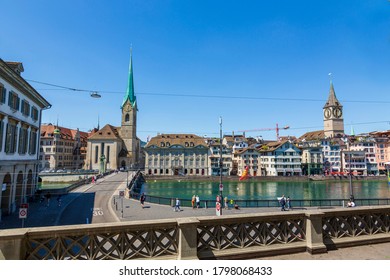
[1,56,390,219]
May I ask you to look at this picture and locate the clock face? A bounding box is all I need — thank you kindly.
[333,107,342,118]
[324,108,331,119]
[124,103,131,112]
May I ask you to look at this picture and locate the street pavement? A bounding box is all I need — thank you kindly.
[1,174,390,260]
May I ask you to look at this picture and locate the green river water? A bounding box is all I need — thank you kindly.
[141,180,390,201]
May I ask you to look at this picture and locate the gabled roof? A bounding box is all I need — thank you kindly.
[40,124,89,142]
[88,124,121,140]
[224,135,247,142]
[234,147,260,155]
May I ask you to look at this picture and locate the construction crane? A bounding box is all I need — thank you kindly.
[237,123,290,141]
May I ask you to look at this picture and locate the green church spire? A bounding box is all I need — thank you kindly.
[121,49,136,108]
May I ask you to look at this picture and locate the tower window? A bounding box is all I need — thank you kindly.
[125,114,129,122]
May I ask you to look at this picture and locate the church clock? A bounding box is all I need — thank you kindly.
[333,107,342,118]
[124,103,131,112]
[324,108,331,119]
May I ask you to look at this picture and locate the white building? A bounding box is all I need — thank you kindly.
[0,60,51,217]
[259,140,302,176]
[322,138,342,174]
[349,135,377,175]
[209,141,232,176]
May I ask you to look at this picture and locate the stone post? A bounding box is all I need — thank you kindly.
[0,229,27,260]
[305,212,327,254]
[177,217,200,260]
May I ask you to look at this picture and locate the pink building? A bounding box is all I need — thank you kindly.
[370,131,390,174]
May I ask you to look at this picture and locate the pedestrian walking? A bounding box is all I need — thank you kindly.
[287,196,292,210]
[45,192,51,207]
[279,195,286,211]
[191,195,195,209]
[174,198,181,212]
[140,193,146,208]
[195,195,200,209]
[57,195,62,207]
[224,196,229,209]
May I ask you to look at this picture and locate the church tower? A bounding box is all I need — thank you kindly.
[323,81,344,138]
[120,51,138,166]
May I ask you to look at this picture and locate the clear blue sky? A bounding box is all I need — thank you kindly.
[1,0,389,141]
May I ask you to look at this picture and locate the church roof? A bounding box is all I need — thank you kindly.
[121,51,136,109]
[297,130,325,141]
[323,82,342,108]
[88,124,121,140]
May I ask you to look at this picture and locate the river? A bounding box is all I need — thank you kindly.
[142,179,390,201]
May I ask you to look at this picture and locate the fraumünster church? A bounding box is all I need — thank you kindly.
[85,54,141,171]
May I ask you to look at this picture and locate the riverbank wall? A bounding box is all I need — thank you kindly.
[144,174,387,183]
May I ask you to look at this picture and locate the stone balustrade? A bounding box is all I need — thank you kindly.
[1,206,390,260]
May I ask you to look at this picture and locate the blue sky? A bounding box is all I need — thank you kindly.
[1,0,390,141]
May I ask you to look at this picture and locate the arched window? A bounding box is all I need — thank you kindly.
[125,114,129,122]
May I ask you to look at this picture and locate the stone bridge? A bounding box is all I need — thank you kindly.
[0,206,389,260]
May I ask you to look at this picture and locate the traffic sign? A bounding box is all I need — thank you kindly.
[21,203,29,209]
[19,208,28,219]
[219,184,223,191]
[119,190,125,197]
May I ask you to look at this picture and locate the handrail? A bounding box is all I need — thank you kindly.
[133,194,390,209]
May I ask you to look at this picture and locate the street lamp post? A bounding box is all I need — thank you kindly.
[219,116,223,216]
[347,141,354,202]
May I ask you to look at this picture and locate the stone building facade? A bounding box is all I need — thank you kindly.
[0,59,51,217]
[144,134,209,176]
[39,124,90,171]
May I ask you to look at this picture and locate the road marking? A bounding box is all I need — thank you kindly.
[92,208,104,216]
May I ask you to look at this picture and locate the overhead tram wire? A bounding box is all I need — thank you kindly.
[26,78,390,104]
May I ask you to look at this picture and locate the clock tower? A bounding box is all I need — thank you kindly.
[323,81,344,138]
[120,51,138,167]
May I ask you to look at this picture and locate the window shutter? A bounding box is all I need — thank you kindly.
[16,96,20,110]
[8,92,12,106]
[21,100,25,114]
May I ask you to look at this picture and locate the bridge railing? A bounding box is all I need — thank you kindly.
[136,194,390,209]
[1,206,390,260]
